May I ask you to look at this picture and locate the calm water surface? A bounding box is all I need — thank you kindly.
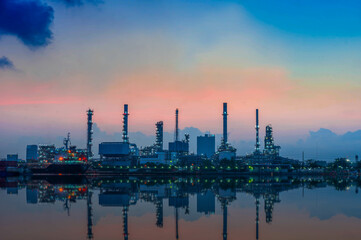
[0,176,361,240]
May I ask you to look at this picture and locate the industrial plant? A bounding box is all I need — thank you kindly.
[1,101,316,175]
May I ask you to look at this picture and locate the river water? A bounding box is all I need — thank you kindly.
[0,176,360,240]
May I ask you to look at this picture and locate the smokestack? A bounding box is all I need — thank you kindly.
[156,121,164,151]
[123,104,129,143]
[223,103,228,144]
[255,109,260,153]
[175,109,179,141]
[86,109,94,160]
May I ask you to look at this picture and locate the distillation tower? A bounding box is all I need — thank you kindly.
[175,109,179,142]
[155,121,164,152]
[123,104,129,143]
[168,108,189,155]
[223,102,228,145]
[255,109,261,154]
[217,102,236,160]
[63,132,71,150]
[87,109,94,160]
[263,125,280,157]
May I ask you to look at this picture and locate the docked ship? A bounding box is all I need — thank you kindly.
[29,133,90,175]
[29,162,89,175]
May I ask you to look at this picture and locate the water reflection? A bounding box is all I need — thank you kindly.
[1,176,361,240]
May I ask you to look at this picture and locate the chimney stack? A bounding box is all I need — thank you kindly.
[255,109,260,153]
[175,109,179,141]
[123,104,129,143]
[86,109,94,160]
[223,103,228,145]
[156,121,164,151]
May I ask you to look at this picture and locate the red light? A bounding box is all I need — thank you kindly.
[59,157,63,161]
[59,188,63,192]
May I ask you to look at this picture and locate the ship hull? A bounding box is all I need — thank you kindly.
[31,163,89,175]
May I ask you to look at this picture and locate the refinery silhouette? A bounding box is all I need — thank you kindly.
[0,102,359,176]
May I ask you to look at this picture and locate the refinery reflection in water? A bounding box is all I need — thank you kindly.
[1,176,361,240]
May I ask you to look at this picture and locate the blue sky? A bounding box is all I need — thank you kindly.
[1,0,361,158]
[240,0,361,37]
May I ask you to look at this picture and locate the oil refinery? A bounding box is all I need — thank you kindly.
[1,102,314,175]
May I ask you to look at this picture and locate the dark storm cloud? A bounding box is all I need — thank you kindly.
[0,0,54,48]
[0,56,15,70]
[54,0,103,7]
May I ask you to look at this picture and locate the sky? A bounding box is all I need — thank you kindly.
[1,0,361,159]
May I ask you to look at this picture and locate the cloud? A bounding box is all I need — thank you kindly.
[0,0,54,48]
[281,128,361,161]
[0,56,15,70]
[54,0,103,7]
